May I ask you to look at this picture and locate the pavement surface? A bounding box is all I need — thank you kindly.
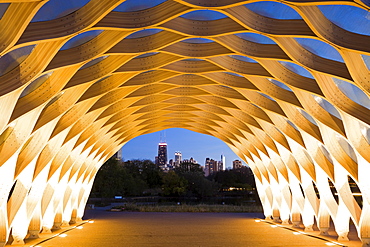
[24,207,363,247]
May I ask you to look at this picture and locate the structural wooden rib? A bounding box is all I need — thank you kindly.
[0,0,370,246]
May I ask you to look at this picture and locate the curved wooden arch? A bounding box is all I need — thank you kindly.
[0,0,370,246]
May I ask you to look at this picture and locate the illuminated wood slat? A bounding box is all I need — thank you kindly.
[0,1,45,55]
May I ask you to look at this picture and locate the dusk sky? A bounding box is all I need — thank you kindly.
[120,128,246,168]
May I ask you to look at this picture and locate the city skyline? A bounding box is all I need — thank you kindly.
[120,128,246,168]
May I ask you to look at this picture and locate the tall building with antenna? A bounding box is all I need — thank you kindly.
[157,131,168,166]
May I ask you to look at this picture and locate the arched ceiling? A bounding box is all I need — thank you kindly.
[0,0,369,183]
[2,1,370,244]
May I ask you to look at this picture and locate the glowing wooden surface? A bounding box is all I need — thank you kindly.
[0,0,369,246]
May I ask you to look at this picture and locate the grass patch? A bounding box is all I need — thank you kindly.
[113,203,262,213]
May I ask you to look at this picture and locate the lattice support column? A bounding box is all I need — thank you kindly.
[300,171,318,232]
[317,204,330,235]
[291,206,301,228]
[9,185,28,245]
[28,207,41,239]
[8,155,37,245]
[69,177,83,224]
[254,175,273,220]
[278,181,292,225]
[0,154,17,246]
[335,200,350,241]
[358,151,370,246]
[270,178,282,223]
[0,206,8,247]
[360,205,370,247]
[314,164,340,236]
[40,183,55,234]
[288,174,304,228]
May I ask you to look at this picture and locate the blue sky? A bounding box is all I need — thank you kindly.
[120,128,246,168]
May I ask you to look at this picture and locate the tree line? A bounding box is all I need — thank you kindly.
[91,157,256,199]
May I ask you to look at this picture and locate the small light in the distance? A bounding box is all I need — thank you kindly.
[88,220,94,223]
[59,233,67,238]
[76,226,83,229]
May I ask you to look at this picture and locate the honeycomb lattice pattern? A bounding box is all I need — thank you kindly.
[0,0,369,245]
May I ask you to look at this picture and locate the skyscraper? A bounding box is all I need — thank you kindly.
[221,154,226,171]
[174,151,182,166]
[157,142,168,166]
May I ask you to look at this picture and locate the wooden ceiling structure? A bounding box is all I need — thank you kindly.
[0,0,369,245]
